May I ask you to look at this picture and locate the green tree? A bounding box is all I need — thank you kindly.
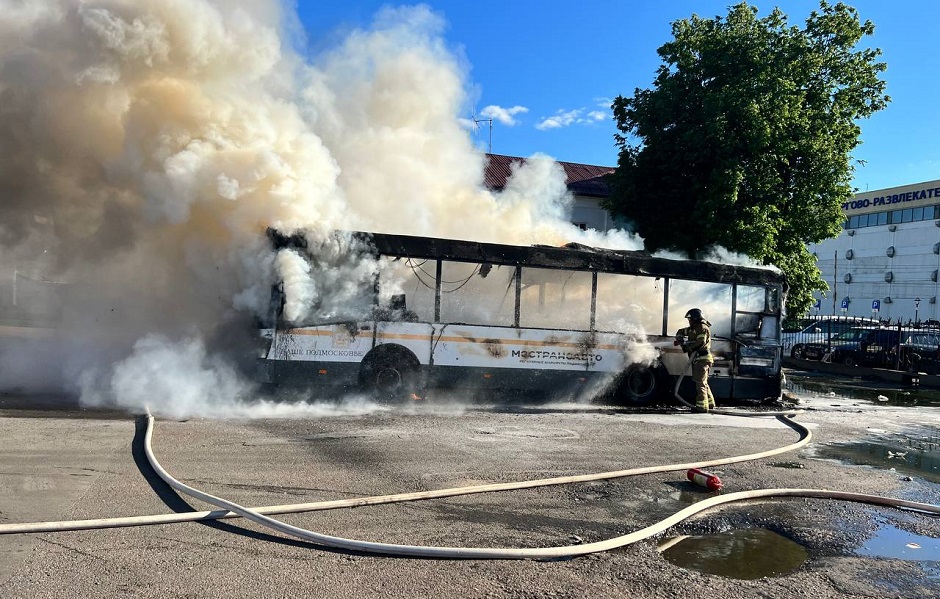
[605,1,888,317]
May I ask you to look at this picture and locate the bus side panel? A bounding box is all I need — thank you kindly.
[659,338,782,401]
[429,325,627,372]
[262,324,374,389]
[428,364,612,401]
[657,338,735,376]
[373,321,434,363]
[267,359,362,390]
[269,324,373,363]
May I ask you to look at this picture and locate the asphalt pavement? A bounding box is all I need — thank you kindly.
[1,386,938,598]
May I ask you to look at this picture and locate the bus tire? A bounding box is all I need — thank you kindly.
[359,344,421,402]
[790,345,805,359]
[615,363,664,406]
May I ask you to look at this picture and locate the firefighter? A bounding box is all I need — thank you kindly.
[675,308,715,411]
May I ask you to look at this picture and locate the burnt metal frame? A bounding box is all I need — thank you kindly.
[268,229,787,338]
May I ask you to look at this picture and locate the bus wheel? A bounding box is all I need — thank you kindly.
[616,364,662,406]
[359,345,421,402]
[791,345,805,359]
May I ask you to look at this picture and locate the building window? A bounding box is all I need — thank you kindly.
[843,204,940,232]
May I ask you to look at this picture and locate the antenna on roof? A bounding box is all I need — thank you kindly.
[472,115,493,153]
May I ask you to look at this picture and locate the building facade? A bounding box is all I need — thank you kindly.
[483,154,617,231]
[808,179,940,322]
[483,155,940,322]
[483,155,940,323]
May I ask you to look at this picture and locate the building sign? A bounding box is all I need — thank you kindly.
[842,181,940,214]
[872,299,880,313]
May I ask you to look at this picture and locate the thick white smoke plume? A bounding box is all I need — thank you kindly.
[0,1,646,417]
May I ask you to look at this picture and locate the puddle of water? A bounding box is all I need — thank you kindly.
[858,523,940,564]
[814,425,940,484]
[785,372,940,407]
[659,528,808,579]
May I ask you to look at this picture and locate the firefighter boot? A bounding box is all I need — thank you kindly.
[694,401,709,412]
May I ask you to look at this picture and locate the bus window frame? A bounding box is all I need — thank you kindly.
[264,229,787,401]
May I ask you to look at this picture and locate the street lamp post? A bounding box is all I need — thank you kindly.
[915,297,921,326]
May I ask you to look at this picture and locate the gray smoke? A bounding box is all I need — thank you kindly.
[0,1,648,417]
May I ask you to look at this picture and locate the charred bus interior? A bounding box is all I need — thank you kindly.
[262,229,786,405]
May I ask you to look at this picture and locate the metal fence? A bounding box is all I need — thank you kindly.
[784,317,940,373]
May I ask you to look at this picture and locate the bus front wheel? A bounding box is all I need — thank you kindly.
[616,364,663,406]
[359,345,421,402]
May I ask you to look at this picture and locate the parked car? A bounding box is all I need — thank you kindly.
[782,318,813,333]
[827,328,903,367]
[784,316,881,359]
[893,331,940,373]
[799,326,881,361]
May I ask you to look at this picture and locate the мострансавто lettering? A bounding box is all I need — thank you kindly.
[511,349,602,361]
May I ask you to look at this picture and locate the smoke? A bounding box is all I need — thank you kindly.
[0,1,648,418]
[276,233,384,324]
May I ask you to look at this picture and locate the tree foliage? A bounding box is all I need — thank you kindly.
[604,1,888,317]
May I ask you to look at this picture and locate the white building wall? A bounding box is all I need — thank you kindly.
[576,176,940,322]
[571,197,612,231]
[808,179,940,322]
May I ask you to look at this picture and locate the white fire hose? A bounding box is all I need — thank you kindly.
[2,399,938,558]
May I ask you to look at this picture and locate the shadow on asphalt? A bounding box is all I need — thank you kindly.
[0,392,129,419]
[130,416,394,557]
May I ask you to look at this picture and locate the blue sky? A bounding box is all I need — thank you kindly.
[295,1,940,193]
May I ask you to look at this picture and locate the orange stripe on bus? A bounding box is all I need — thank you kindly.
[378,333,620,350]
[283,328,622,350]
[284,329,332,336]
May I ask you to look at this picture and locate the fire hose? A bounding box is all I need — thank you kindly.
[1,366,938,558]
[2,411,935,557]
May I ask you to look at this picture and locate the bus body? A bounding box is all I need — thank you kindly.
[259,230,786,404]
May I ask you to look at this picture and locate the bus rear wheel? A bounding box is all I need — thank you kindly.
[615,364,663,406]
[359,345,421,402]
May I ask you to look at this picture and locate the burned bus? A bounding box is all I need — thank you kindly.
[258,230,786,405]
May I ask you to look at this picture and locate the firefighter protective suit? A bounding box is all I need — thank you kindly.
[675,316,715,410]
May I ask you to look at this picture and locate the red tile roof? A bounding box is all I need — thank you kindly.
[483,153,615,198]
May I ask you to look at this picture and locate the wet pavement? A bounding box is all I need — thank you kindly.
[659,528,809,579]
[0,375,938,598]
[785,370,940,407]
[814,425,940,484]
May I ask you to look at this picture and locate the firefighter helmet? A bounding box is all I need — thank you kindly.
[685,308,704,322]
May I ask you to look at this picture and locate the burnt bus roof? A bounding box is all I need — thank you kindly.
[267,228,786,289]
